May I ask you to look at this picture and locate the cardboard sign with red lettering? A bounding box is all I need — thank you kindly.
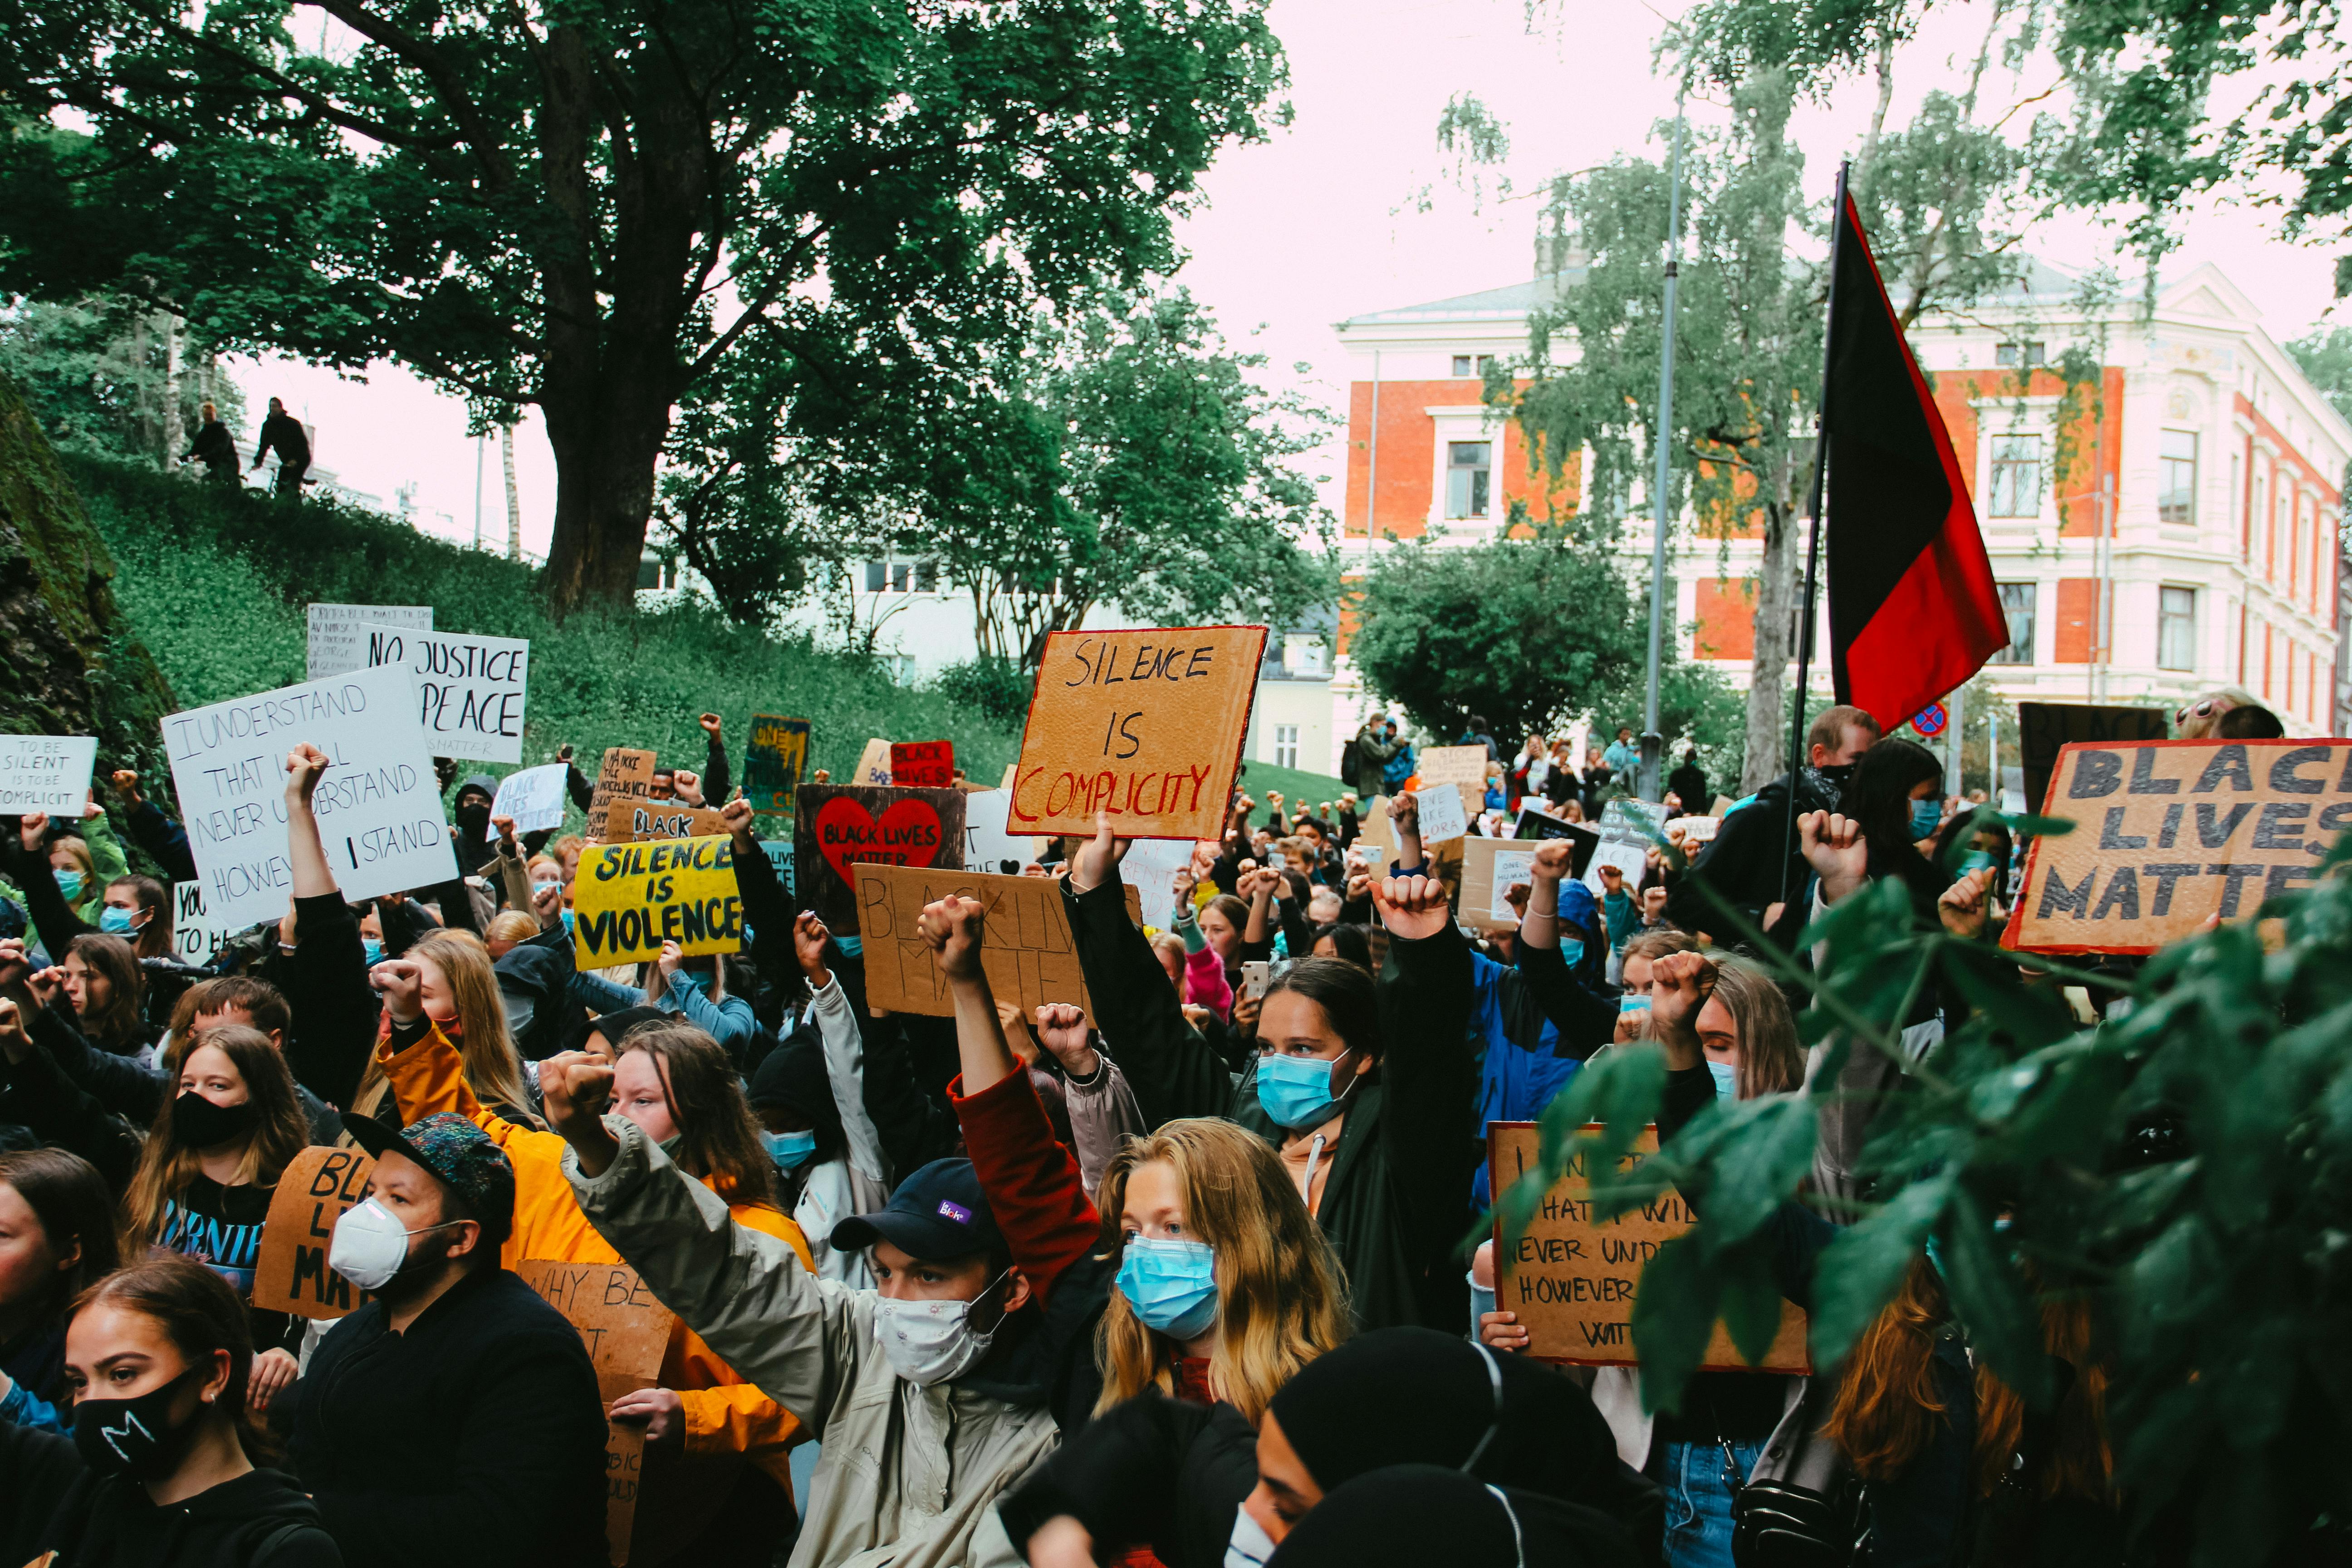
[794,783,966,932]
[1488,1122,1809,1372]
[2003,738,2352,954]
[516,1260,674,1566]
[252,1146,377,1319]
[890,740,956,788]
[1008,625,1267,841]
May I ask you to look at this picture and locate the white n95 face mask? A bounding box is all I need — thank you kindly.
[871,1271,1006,1387]
[328,1197,458,1292]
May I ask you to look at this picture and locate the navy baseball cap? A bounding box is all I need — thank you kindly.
[830,1158,1003,1261]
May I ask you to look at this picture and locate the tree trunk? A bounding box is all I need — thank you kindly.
[501,424,521,561]
[1741,500,1802,792]
[159,313,183,473]
[0,372,180,789]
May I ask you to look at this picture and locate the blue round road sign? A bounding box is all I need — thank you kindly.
[1911,703,1948,738]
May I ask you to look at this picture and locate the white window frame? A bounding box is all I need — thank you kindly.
[2157,585,2198,672]
[1273,723,1299,769]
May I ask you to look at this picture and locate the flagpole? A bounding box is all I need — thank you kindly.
[1777,160,1850,914]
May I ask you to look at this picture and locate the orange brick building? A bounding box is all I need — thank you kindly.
[1325,260,2351,764]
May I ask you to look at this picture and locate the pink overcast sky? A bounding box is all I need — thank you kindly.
[227,0,2348,560]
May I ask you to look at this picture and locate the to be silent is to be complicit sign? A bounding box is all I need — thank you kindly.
[2004,739,2352,954]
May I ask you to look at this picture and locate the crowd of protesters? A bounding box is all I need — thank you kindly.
[0,685,2295,1568]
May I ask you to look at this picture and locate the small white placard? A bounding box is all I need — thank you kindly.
[0,736,98,814]
[308,604,432,680]
[491,763,569,835]
[1412,783,1467,845]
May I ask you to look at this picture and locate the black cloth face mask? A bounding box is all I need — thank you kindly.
[172,1090,260,1150]
[73,1365,205,1481]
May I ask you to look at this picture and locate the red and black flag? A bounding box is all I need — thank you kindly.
[1822,185,2007,730]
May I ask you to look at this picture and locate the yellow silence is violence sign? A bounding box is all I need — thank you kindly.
[571,836,744,966]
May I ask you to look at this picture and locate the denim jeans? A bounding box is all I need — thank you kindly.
[1661,1437,1766,1568]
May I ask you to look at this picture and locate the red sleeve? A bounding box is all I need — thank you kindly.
[948,1069,1100,1305]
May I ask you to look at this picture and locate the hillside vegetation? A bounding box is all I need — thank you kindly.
[70,458,1021,812]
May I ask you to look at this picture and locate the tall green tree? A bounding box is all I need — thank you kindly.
[0,0,1289,611]
[0,298,242,468]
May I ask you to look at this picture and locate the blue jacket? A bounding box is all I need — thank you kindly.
[1466,951,1578,1208]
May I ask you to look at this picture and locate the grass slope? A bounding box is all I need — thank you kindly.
[71,459,1020,817]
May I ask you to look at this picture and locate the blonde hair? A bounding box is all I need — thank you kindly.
[351,930,532,1120]
[47,834,95,889]
[1711,957,1804,1098]
[484,911,540,947]
[1093,1119,1350,1423]
[124,1027,312,1254]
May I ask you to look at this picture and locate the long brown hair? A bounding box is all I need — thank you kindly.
[1093,1118,1351,1423]
[123,1026,312,1250]
[0,1149,121,1327]
[1709,958,1803,1098]
[72,1255,271,1459]
[105,874,173,960]
[1822,1255,1952,1480]
[616,1021,777,1209]
[1974,1293,2114,1502]
[65,932,145,1053]
[351,929,531,1120]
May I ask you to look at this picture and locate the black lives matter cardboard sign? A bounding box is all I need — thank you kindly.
[2004,739,2352,955]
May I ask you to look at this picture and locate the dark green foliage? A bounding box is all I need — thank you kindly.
[932,657,1036,733]
[0,299,245,467]
[70,457,1019,810]
[1492,810,2352,1558]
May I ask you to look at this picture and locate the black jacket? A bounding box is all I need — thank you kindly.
[185,417,240,478]
[999,1391,1256,1568]
[1667,761,1709,811]
[1664,767,1843,944]
[24,1461,340,1568]
[253,411,310,469]
[291,1266,608,1568]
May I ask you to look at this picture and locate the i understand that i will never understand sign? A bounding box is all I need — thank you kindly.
[2004,739,2352,955]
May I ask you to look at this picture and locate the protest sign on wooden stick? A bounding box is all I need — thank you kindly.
[586,748,658,838]
[1008,625,1266,841]
[853,862,1139,1017]
[2003,739,2352,954]
[515,1260,674,1566]
[252,1147,377,1320]
[1488,1123,1809,1372]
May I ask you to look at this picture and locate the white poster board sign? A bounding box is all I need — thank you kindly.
[1583,799,1659,895]
[170,881,246,966]
[961,790,1034,878]
[1490,847,1538,922]
[1120,836,1198,935]
[491,763,569,835]
[363,625,531,764]
[1412,784,1467,845]
[0,736,98,815]
[308,604,431,680]
[162,663,457,929]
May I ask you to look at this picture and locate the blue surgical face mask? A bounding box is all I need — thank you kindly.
[1909,797,1943,840]
[559,909,574,933]
[98,905,138,936]
[1467,1268,1497,1335]
[1706,1060,1738,1102]
[762,1129,817,1170]
[1619,993,1651,1016]
[1116,1236,1220,1340]
[362,938,385,965]
[1959,850,1995,874]
[54,869,83,902]
[1560,938,1585,967]
[1255,1049,1354,1130]
[834,935,863,959]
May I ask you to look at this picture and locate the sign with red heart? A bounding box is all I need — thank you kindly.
[794,784,966,931]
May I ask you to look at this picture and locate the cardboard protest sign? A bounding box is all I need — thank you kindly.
[853,739,894,786]
[307,603,430,680]
[891,740,956,788]
[1353,797,1396,867]
[742,715,811,816]
[1417,744,1490,818]
[2002,739,2352,955]
[1489,1123,1809,1372]
[1676,815,1721,846]
[2017,702,2169,819]
[363,624,531,764]
[1009,624,1268,841]
[0,735,97,815]
[1460,838,1539,932]
[163,664,456,929]
[571,838,743,966]
[515,1260,674,1567]
[853,862,1140,1018]
[1582,799,1659,895]
[587,748,658,838]
[170,882,246,966]
[252,1146,376,1319]
[794,783,965,932]
[961,789,1035,877]
[491,762,568,835]
[602,799,727,843]
[1411,784,1468,845]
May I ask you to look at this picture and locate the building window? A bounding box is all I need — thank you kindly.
[1273,724,1299,769]
[864,559,937,594]
[864,560,887,592]
[2158,430,2197,525]
[1994,341,2046,368]
[637,554,680,591]
[1987,433,2043,517]
[2158,586,2197,671]
[1446,441,1493,519]
[1450,354,1494,378]
[885,654,916,684]
[1989,582,2037,664]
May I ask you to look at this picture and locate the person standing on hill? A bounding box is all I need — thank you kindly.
[251,397,311,499]
[182,402,238,484]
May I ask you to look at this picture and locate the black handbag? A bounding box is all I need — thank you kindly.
[1730,1476,1869,1568]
